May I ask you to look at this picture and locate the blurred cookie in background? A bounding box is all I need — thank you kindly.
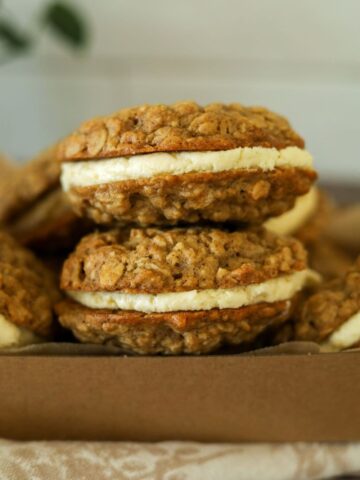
[0,151,18,189]
[265,187,328,242]
[325,204,360,257]
[307,239,353,281]
[266,187,354,279]
[0,145,91,254]
[271,257,360,351]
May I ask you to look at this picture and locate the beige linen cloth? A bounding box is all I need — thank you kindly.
[1,441,360,480]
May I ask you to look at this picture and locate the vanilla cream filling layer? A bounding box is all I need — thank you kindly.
[265,187,318,236]
[321,310,360,352]
[61,146,313,191]
[0,314,41,348]
[68,269,319,314]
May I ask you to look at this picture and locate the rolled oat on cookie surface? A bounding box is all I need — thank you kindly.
[58,101,317,226]
[57,227,319,354]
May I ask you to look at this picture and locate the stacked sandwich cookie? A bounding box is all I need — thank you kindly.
[265,187,353,279]
[59,102,315,226]
[56,101,319,354]
[56,227,319,354]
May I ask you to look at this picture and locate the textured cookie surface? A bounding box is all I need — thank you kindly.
[293,257,360,342]
[0,231,60,337]
[56,297,294,354]
[61,227,307,294]
[59,101,305,161]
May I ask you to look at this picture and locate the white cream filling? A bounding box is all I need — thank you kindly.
[0,314,41,349]
[265,187,319,236]
[61,146,314,191]
[321,310,360,352]
[68,269,320,314]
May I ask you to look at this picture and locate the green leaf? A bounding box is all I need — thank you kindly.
[42,2,87,48]
[0,19,30,51]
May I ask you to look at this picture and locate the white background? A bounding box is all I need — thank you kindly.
[0,0,359,182]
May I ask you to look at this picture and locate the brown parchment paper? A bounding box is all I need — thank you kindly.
[0,340,324,356]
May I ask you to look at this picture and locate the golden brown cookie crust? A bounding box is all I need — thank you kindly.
[59,101,305,161]
[0,231,60,337]
[61,227,307,294]
[56,297,294,354]
[67,167,316,226]
[293,257,360,342]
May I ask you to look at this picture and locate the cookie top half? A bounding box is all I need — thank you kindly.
[59,102,305,161]
[59,225,321,326]
[61,227,308,295]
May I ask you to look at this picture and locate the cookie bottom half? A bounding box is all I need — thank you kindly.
[56,297,296,354]
[67,167,316,226]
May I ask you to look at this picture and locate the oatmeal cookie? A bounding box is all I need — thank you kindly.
[61,227,307,294]
[265,188,353,279]
[0,145,90,251]
[276,258,360,350]
[59,102,305,160]
[8,189,91,252]
[265,188,333,244]
[57,226,317,354]
[0,144,61,224]
[59,101,316,226]
[295,189,334,245]
[307,239,353,281]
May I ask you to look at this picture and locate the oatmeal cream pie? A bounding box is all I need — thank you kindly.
[0,144,90,252]
[264,187,331,243]
[59,101,317,226]
[265,188,353,279]
[274,257,360,351]
[0,231,60,348]
[56,227,319,354]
